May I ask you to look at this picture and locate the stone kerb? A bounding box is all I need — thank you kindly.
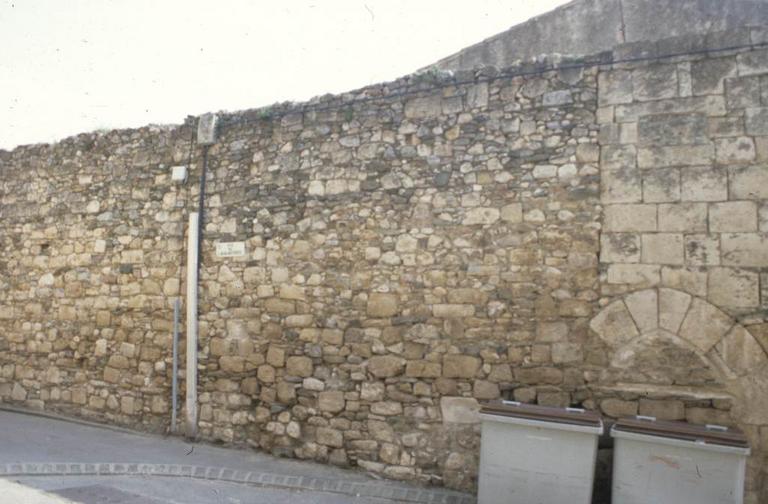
[590,287,768,423]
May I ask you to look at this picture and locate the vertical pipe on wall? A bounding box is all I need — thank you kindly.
[171,297,180,433]
[185,212,200,439]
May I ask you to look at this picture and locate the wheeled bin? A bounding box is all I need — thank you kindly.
[478,401,604,504]
[611,416,751,504]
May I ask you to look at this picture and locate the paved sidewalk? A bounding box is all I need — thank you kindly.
[0,408,475,504]
[0,479,75,503]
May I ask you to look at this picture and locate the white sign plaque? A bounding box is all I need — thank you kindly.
[216,242,246,257]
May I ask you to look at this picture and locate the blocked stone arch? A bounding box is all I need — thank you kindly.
[590,288,768,385]
[590,287,768,498]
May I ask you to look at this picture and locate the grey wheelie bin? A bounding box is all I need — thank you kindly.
[477,401,604,504]
[611,416,751,504]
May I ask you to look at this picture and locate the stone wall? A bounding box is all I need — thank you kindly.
[0,28,767,502]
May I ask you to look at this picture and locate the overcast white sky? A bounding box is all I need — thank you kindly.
[0,0,568,150]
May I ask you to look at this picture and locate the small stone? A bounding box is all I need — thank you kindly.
[286,356,313,377]
[318,391,345,413]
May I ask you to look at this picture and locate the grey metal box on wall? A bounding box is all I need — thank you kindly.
[477,402,604,504]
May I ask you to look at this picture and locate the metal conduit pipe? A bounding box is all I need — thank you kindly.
[185,113,217,439]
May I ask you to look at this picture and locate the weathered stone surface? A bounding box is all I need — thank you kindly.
[658,203,706,233]
[472,380,500,400]
[709,201,758,233]
[637,145,713,168]
[514,367,563,385]
[598,70,633,105]
[641,233,684,265]
[463,207,500,225]
[600,399,638,418]
[717,325,767,376]
[405,360,442,378]
[721,233,768,267]
[285,356,313,378]
[604,204,657,232]
[638,113,707,146]
[590,300,639,345]
[440,397,480,424]
[1,41,767,498]
[659,288,692,333]
[366,293,399,318]
[679,298,733,352]
[318,391,345,413]
[729,166,768,200]
[691,57,738,95]
[368,356,406,378]
[715,137,756,164]
[624,289,658,334]
[442,355,480,379]
[601,233,640,263]
[745,107,768,136]
[708,267,760,309]
[638,399,685,421]
[681,166,727,202]
[633,64,678,102]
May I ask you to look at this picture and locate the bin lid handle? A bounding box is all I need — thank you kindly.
[705,424,729,432]
[501,400,521,407]
[566,407,585,413]
[636,415,657,422]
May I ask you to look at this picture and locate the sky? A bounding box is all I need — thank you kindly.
[0,0,569,150]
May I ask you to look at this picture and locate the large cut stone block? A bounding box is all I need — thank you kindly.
[737,49,768,77]
[684,234,720,266]
[601,233,641,263]
[658,203,707,232]
[679,298,733,352]
[729,166,768,200]
[624,289,658,334]
[681,166,727,202]
[745,108,768,136]
[659,288,692,333]
[721,233,768,266]
[604,204,657,232]
[599,70,633,106]
[606,264,660,286]
[716,325,767,376]
[638,145,713,168]
[709,201,758,232]
[661,267,708,297]
[633,64,678,102]
[708,267,760,309]
[725,76,762,110]
[615,96,725,123]
[715,137,756,164]
[638,114,708,146]
[642,233,684,265]
[642,169,680,203]
[691,58,738,95]
[590,300,639,346]
[602,166,642,204]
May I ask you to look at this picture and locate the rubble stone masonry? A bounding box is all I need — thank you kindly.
[1,27,767,502]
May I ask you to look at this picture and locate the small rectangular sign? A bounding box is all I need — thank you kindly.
[216,242,246,257]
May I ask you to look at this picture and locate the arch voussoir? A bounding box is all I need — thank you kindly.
[591,287,768,380]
